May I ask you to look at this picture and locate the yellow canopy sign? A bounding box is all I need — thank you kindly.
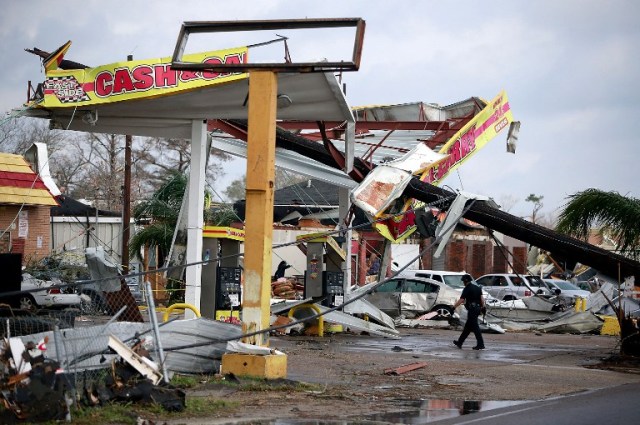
[40,45,248,108]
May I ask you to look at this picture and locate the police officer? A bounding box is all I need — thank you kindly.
[453,275,485,350]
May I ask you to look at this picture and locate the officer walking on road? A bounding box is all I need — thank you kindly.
[453,275,486,350]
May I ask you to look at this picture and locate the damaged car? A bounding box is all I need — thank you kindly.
[0,274,81,312]
[364,276,460,319]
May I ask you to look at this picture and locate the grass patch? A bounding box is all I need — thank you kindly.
[19,375,321,424]
[186,397,238,415]
[170,373,323,393]
[170,373,207,388]
[70,403,147,425]
[66,396,238,424]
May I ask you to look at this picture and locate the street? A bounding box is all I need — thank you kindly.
[168,327,640,424]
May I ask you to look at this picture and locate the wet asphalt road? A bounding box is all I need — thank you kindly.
[426,382,640,425]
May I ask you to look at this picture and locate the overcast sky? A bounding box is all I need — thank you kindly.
[1,0,638,219]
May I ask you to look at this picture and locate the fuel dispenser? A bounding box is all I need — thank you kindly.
[201,226,244,322]
[215,266,242,312]
[296,233,346,307]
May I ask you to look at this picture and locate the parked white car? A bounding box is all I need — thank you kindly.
[399,269,493,299]
[476,273,550,300]
[363,275,461,319]
[12,274,82,311]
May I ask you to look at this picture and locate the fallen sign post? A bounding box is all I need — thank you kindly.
[384,361,428,375]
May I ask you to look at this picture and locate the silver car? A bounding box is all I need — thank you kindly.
[364,276,460,319]
[543,279,591,301]
[476,273,550,300]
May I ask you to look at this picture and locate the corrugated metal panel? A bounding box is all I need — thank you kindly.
[50,218,131,260]
[19,318,243,374]
[432,250,446,271]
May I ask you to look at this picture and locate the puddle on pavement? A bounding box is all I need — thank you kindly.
[364,398,529,423]
[331,333,565,364]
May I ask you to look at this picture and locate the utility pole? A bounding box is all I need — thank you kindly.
[121,54,133,274]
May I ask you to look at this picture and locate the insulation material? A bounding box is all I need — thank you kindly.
[351,143,446,218]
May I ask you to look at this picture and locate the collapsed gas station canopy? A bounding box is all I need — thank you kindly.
[22,45,354,139]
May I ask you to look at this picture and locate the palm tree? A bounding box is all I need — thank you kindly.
[556,189,640,261]
[557,189,640,356]
[129,172,239,302]
[130,172,187,263]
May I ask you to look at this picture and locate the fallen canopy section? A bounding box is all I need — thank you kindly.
[403,179,640,282]
[243,122,640,283]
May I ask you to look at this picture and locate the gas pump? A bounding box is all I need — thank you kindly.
[297,233,346,307]
[322,270,345,307]
[201,226,244,322]
[215,266,242,314]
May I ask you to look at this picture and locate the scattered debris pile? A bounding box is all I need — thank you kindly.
[0,336,72,422]
[83,335,185,412]
[1,333,186,422]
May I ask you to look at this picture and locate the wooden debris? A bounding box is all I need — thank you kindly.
[384,361,428,375]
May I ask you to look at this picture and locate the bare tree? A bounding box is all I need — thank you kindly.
[0,117,67,156]
[525,193,544,224]
[223,176,246,202]
[51,146,87,195]
[0,115,20,150]
[136,137,232,193]
[1,117,232,212]
[497,194,519,213]
[69,133,124,210]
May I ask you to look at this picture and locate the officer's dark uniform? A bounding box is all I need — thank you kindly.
[454,278,485,350]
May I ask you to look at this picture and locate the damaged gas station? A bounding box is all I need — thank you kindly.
[2,17,640,423]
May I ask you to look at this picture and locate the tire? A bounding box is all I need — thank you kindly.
[503,295,517,301]
[431,305,454,319]
[18,294,37,312]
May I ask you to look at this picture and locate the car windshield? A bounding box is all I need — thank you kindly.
[549,280,581,291]
[526,276,545,287]
[442,275,466,289]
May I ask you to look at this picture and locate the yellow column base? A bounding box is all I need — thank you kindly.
[221,353,287,379]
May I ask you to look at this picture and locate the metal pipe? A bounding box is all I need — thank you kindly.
[145,280,170,384]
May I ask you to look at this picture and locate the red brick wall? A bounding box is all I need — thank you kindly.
[419,238,433,269]
[446,240,466,271]
[493,245,507,272]
[471,243,488,278]
[512,246,527,274]
[0,205,51,264]
[419,239,495,277]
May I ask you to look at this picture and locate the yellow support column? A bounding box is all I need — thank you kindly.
[243,71,277,346]
[221,70,286,379]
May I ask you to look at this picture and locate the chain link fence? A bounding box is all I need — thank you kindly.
[0,248,171,399]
